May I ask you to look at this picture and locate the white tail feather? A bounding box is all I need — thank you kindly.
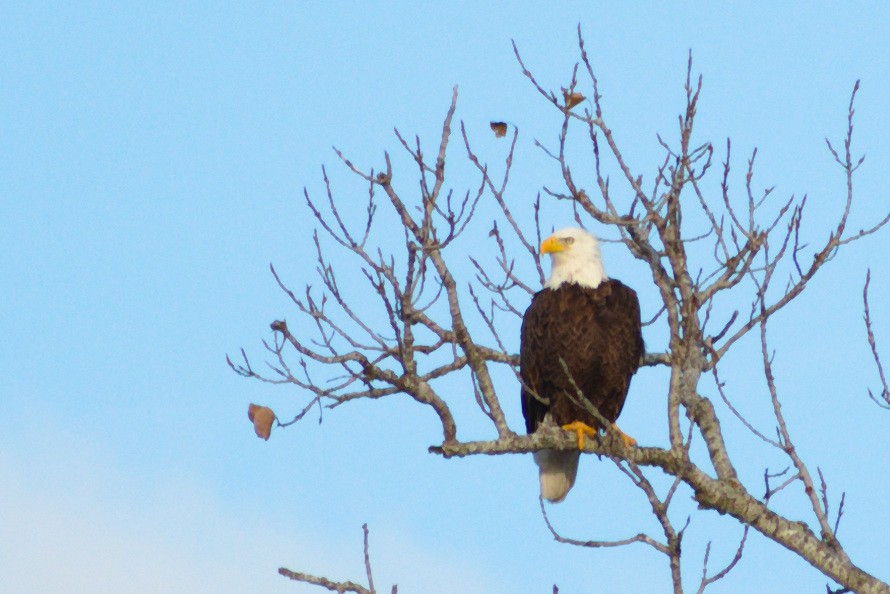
[534,449,581,503]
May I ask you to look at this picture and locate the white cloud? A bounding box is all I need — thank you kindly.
[0,417,509,594]
[0,433,327,594]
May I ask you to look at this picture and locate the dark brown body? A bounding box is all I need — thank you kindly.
[520,280,644,434]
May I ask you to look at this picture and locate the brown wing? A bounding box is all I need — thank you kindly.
[520,280,643,434]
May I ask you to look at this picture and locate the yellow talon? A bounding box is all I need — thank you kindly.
[561,421,637,449]
[612,423,637,447]
[561,421,598,449]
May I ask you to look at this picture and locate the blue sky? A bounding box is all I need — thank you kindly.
[3,2,890,592]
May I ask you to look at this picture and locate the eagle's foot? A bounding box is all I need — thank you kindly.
[561,421,598,450]
[612,423,637,447]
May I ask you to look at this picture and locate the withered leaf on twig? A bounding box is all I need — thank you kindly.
[490,121,508,138]
[562,88,585,110]
[248,403,276,440]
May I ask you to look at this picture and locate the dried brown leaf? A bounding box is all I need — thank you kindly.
[562,88,585,110]
[248,403,276,441]
[490,121,508,138]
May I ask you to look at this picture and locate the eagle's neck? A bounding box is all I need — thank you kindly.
[544,256,606,290]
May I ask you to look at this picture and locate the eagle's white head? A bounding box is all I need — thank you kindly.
[541,227,606,290]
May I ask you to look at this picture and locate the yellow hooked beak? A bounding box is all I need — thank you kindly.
[540,235,566,255]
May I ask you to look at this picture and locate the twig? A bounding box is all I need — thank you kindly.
[863,270,890,408]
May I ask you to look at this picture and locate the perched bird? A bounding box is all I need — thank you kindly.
[520,227,643,502]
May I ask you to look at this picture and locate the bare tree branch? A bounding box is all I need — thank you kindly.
[864,269,890,408]
[234,32,890,594]
[279,524,394,594]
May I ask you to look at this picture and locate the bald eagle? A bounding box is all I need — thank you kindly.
[520,227,643,502]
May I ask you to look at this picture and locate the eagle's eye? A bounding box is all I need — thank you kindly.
[562,237,575,245]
